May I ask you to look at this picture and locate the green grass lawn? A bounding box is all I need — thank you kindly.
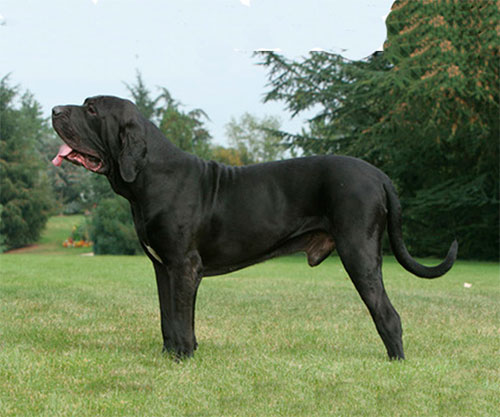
[0,218,499,416]
[8,215,91,256]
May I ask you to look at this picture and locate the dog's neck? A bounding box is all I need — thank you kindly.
[107,120,203,202]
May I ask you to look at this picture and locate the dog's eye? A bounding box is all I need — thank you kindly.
[87,104,97,116]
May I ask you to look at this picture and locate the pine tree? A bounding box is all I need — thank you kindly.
[374,0,499,259]
[0,76,53,250]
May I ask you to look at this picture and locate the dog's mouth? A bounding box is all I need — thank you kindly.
[52,143,104,173]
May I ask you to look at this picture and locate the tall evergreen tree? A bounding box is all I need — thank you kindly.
[0,76,53,250]
[373,0,499,259]
[124,71,158,121]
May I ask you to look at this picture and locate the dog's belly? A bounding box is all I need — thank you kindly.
[200,215,334,276]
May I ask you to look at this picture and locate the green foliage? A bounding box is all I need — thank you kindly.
[89,174,116,203]
[0,76,53,250]
[225,112,285,164]
[126,72,213,159]
[0,205,6,252]
[70,221,90,242]
[124,70,157,120]
[257,51,392,157]
[89,197,142,255]
[403,174,497,259]
[375,0,499,259]
[210,145,245,166]
[156,88,212,159]
[377,0,499,176]
[257,1,499,260]
[48,154,95,214]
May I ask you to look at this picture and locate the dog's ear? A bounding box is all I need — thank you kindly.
[118,118,147,183]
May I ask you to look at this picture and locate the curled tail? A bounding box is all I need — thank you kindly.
[383,181,458,279]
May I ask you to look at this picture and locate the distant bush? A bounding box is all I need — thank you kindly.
[89,197,142,255]
[0,205,6,252]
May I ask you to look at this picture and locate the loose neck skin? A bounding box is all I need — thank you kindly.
[106,119,200,202]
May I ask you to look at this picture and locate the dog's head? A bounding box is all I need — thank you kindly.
[52,96,147,183]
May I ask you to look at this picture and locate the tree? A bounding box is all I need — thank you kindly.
[372,0,499,259]
[257,51,392,159]
[210,146,245,166]
[155,88,212,159]
[124,70,157,120]
[125,72,213,159]
[0,76,53,250]
[374,0,499,182]
[47,162,94,214]
[225,113,285,164]
[257,0,499,259]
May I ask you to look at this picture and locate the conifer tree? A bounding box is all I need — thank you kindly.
[0,76,53,250]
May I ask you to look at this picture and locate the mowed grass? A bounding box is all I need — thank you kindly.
[0,251,498,416]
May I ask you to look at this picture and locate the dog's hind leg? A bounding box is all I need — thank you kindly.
[334,219,405,360]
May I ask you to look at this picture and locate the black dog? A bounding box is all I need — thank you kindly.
[52,96,457,360]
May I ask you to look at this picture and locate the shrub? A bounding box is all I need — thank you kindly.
[89,197,142,255]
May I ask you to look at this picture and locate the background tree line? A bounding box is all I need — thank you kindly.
[1,0,498,259]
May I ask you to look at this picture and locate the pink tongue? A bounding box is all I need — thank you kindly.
[52,144,73,167]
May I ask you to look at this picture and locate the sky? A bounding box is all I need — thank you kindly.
[0,0,393,145]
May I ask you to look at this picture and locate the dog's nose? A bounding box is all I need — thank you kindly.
[52,106,64,117]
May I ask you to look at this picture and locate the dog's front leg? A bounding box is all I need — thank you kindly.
[152,251,203,358]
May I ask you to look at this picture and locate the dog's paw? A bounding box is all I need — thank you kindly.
[162,340,195,360]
